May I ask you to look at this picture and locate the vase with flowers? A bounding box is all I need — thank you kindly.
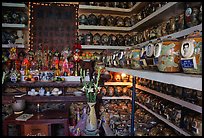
[80,66,102,135]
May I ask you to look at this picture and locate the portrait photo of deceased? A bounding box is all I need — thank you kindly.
[181,40,194,58]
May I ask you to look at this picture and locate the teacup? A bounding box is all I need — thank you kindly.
[46,91,51,96]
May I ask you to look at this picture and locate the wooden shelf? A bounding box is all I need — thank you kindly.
[136,102,191,136]
[2,23,27,28]
[106,67,202,91]
[104,82,132,86]
[81,45,131,50]
[131,2,184,31]
[136,85,202,113]
[102,96,131,100]
[2,44,25,48]
[2,95,87,104]
[4,81,82,88]
[133,24,202,48]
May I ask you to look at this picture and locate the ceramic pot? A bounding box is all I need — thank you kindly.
[101,34,109,45]
[100,86,107,96]
[116,34,124,46]
[93,33,101,45]
[124,17,131,27]
[11,99,25,114]
[84,32,93,45]
[192,115,202,136]
[106,15,116,26]
[130,48,141,69]
[98,14,107,26]
[116,16,124,27]
[107,86,115,96]
[180,31,202,74]
[156,37,181,72]
[108,34,117,46]
[124,34,132,46]
[79,14,88,25]
[87,14,98,25]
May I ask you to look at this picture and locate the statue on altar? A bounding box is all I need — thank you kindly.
[15,30,25,45]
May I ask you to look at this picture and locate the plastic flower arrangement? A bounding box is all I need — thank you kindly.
[80,67,102,103]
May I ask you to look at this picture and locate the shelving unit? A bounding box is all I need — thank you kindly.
[136,102,191,136]
[2,2,29,49]
[106,67,202,91]
[136,85,202,113]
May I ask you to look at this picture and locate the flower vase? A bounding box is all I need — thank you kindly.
[85,102,97,132]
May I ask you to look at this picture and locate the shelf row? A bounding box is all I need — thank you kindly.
[4,81,82,88]
[79,23,202,50]
[79,2,183,32]
[2,2,144,15]
[106,67,202,91]
[136,85,202,114]
[136,102,191,136]
[103,81,202,113]
[2,95,87,104]
[2,23,201,49]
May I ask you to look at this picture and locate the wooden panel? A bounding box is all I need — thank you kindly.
[24,124,49,136]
